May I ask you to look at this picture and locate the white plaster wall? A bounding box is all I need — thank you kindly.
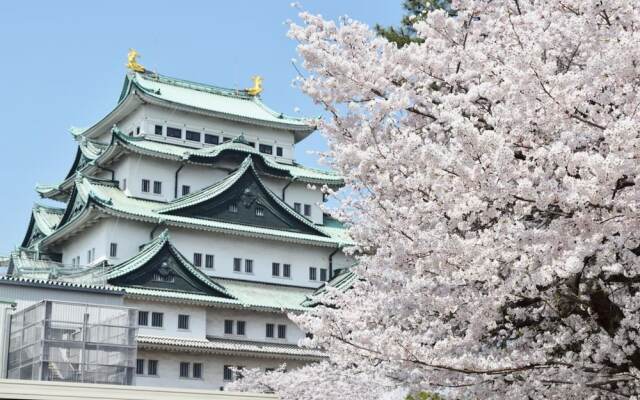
[58,218,111,266]
[206,308,305,345]
[125,300,207,339]
[263,178,324,225]
[127,104,296,161]
[135,349,309,390]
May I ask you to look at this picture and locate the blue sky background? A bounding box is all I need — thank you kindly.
[0,1,402,254]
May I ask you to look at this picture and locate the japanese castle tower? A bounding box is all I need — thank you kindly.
[1,52,354,389]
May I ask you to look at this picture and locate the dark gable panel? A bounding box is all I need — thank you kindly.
[168,170,320,235]
[108,244,227,296]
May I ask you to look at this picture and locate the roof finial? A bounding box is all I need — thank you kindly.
[246,75,263,96]
[126,49,145,73]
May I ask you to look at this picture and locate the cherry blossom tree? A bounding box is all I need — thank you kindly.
[231,1,640,398]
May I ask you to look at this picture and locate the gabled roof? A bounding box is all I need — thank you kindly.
[102,230,234,299]
[20,204,65,248]
[302,268,358,307]
[157,156,328,236]
[41,174,351,249]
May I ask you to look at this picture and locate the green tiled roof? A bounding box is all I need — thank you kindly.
[44,175,351,247]
[213,278,314,312]
[302,268,358,307]
[122,72,315,133]
[32,204,64,236]
[137,335,325,360]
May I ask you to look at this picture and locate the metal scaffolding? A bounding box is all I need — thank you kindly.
[7,301,137,385]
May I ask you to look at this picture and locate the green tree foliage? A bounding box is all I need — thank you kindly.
[375,0,451,47]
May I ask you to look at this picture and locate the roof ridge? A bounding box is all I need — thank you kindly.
[136,72,253,100]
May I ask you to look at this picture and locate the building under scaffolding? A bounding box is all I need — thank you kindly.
[7,301,137,385]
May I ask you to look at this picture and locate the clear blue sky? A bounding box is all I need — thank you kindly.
[0,1,402,254]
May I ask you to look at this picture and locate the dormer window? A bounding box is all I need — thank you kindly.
[152,272,175,283]
[255,205,264,217]
[228,202,238,213]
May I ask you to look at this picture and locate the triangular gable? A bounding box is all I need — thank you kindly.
[106,232,234,298]
[158,156,328,236]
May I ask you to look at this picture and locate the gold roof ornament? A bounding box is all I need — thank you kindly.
[246,75,263,96]
[126,49,145,73]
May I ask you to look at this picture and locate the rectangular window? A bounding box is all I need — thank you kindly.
[136,127,140,135]
[167,127,182,139]
[294,202,301,213]
[151,312,163,328]
[193,253,202,267]
[178,314,190,330]
[121,178,127,190]
[237,320,246,336]
[182,185,191,196]
[204,134,219,144]
[109,243,118,258]
[309,267,317,281]
[154,125,163,135]
[304,204,312,217]
[266,323,274,338]
[186,130,201,142]
[245,259,253,274]
[224,319,234,334]
[272,262,280,277]
[136,359,144,375]
[283,264,291,278]
[259,144,273,155]
[320,268,328,282]
[179,362,189,378]
[142,179,150,193]
[148,360,158,376]
[278,324,287,339]
[223,365,233,381]
[152,273,175,283]
[276,147,283,157]
[205,254,215,269]
[193,363,202,379]
[233,258,242,272]
[153,181,162,194]
[86,250,92,264]
[222,136,231,143]
[248,141,256,148]
[228,202,238,213]
[255,205,264,217]
[138,311,148,326]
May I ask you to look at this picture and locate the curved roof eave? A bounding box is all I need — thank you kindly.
[75,92,143,140]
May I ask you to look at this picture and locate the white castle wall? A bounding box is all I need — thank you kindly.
[206,308,305,345]
[126,299,208,339]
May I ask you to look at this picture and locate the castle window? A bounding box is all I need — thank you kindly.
[259,144,273,155]
[255,205,264,217]
[152,273,175,283]
[193,363,202,379]
[178,314,190,330]
[138,311,148,326]
[320,268,328,282]
[109,243,118,258]
[153,181,162,194]
[277,324,287,339]
[228,202,238,213]
[186,130,201,142]
[167,126,182,139]
[309,267,317,281]
[193,253,202,267]
[141,179,150,193]
[121,178,127,190]
[151,312,163,328]
[182,185,190,195]
[272,262,280,277]
[294,202,301,213]
[304,204,312,217]
[245,259,254,274]
[224,319,234,334]
[266,323,274,338]
[136,126,140,135]
[204,134,219,144]
[205,254,215,269]
[154,125,163,135]
[276,147,283,157]
[148,360,158,376]
[233,258,242,272]
[283,264,291,278]
[136,359,144,375]
[237,321,246,336]
[179,362,189,378]
[223,365,233,381]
